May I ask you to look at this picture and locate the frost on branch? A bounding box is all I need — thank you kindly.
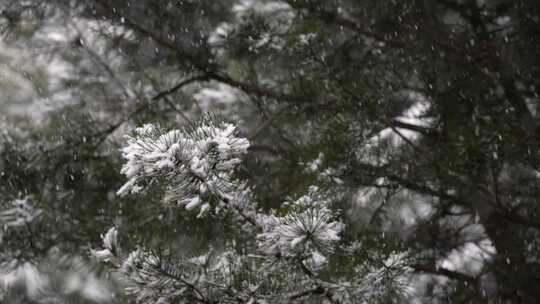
[116,117,249,216]
[257,186,344,266]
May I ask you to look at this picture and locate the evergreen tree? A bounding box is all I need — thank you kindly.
[1,0,539,303]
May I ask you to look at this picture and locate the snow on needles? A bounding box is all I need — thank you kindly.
[116,119,249,216]
[91,227,119,263]
[257,186,344,266]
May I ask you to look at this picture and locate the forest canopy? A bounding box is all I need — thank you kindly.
[0,0,539,303]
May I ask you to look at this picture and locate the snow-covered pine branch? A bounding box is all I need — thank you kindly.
[257,186,344,268]
[94,116,416,304]
[116,117,251,220]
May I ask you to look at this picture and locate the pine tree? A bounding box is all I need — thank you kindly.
[0,0,539,303]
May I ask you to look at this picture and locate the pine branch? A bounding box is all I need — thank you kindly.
[151,75,211,102]
[285,1,405,48]
[412,264,476,285]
